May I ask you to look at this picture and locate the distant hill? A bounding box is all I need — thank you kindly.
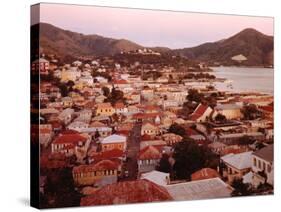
[173,28,274,66]
[37,23,142,59]
[34,23,273,66]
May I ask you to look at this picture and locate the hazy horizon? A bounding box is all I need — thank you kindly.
[32,3,274,49]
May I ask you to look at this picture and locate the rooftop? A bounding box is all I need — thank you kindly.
[253,144,273,163]
[80,179,172,206]
[166,178,232,201]
[101,134,127,144]
[221,151,253,170]
[141,171,170,186]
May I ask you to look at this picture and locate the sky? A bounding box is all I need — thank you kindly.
[33,3,274,49]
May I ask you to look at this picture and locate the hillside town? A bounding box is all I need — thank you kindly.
[32,49,274,208]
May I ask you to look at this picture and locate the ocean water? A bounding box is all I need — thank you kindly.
[211,67,274,94]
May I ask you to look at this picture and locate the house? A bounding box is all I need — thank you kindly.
[133,113,161,124]
[208,141,227,155]
[140,136,166,150]
[79,75,94,86]
[61,67,81,82]
[259,104,273,120]
[216,132,264,145]
[127,92,140,104]
[162,133,183,146]
[51,133,91,158]
[32,58,49,75]
[213,104,243,120]
[75,109,92,123]
[67,121,89,132]
[138,145,162,173]
[186,127,206,143]
[72,159,119,187]
[80,179,172,206]
[163,100,179,110]
[89,149,125,164]
[141,87,154,100]
[165,178,232,201]
[189,103,213,122]
[100,134,127,152]
[220,151,252,183]
[58,108,74,125]
[191,168,220,181]
[73,60,82,66]
[95,94,107,104]
[113,79,131,91]
[251,145,274,187]
[114,102,128,114]
[96,103,115,116]
[140,170,170,186]
[141,122,160,137]
[39,124,53,148]
[86,121,112,138]
[61,96,73,108]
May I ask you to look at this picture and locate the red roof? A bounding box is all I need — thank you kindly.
[40,153,68,169]
[141,134,154,141]
[73,160,119,174]
[133,112,160,120]
[40,128,52,134]
[259,105,273,113]
[115,130,130,136]
[191,168,220,181]
[113,79,128,84]
[80,179,172,206]
[186,127,200,136]
[143,105,160,111]
[90,149,124,161]
[190,104,210,121]
[138,145,162,160]
[53,134,87,145]
[114,102,125,109]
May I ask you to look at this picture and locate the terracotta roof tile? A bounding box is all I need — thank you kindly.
[80,179,172,206]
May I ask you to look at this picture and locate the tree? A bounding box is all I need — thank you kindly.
[58,84,68,97]
[231,179,252,196]
[105,87,125,105]
[180,101,197,118]
[168,123,186,137]
[94,130,100,140]
[215,113,227,123]
[172,137,218,180]
[241,104,262,120]
[102,86,110,97]
[157,154,171,173]
[186,89,204,103]
[173,138,204,180]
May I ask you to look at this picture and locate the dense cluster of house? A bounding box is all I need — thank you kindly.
[36,51,274,206]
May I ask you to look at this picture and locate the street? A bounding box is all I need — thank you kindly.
[122,122,142,180]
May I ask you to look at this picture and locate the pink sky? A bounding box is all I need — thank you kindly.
[34,3,274,49]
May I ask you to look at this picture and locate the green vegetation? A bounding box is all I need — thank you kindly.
[172,138,218,180]
[157,153,172,173]
[241,104,262,120]
[168,123,186,137]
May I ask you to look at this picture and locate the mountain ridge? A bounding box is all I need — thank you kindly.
[34,23,273,66]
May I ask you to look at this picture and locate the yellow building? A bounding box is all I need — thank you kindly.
[72,160,119,186]
[214,104,243,120]
[95,103,115,116]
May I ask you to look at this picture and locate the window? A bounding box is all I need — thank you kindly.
[253,158,257,167]
[258,160,261,169]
